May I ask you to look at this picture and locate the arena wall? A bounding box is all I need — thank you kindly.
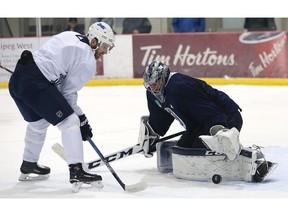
[1,31,288,87]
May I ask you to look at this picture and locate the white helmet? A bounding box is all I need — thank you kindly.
[87,22,115,53]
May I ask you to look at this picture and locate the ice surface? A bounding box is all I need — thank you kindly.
[1,85,287,215]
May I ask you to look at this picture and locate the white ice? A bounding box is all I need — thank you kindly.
[1,85,288,215]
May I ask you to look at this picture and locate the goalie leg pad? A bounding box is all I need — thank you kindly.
[171,146,243,182]
[171,146,274,182]
[239,147,258,182]
[156,141,177,173]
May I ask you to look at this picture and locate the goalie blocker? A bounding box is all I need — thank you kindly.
[156,141,278,183]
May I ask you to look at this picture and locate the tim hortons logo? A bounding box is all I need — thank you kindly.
[140,44,235,67]
[249,34,287,77]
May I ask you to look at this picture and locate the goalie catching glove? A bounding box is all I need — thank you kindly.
[138,116,160,158]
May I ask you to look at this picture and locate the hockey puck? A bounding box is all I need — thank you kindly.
[212,174,222,184]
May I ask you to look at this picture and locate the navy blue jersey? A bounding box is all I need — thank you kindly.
[147,73,241,136]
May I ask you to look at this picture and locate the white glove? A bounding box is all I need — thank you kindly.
[138,116,159,158]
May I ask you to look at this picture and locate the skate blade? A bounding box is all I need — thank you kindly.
[18,173,50,181]
[71,181,103,193]
[262,162,278,181]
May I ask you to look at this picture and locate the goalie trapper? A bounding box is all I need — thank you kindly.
[19,160,50,181]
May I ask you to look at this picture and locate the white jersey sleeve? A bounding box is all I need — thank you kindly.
[34,31,96,115]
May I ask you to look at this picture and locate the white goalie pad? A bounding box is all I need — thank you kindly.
[137,116,149,145]
[199,127,242,160]
[171,146,263,182]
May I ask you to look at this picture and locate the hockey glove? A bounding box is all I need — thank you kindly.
[79,114,93,141]
[138,116,159,158]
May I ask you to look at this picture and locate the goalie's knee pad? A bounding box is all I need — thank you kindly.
[156,141,177,173]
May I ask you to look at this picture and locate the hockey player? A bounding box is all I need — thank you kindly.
[140,60,243,159]
[8,22,115,187]
[139,61,276,182]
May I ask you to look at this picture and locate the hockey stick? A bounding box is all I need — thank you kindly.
[86,136,147,193]
[52,130,185,170]
[0,63,13,74]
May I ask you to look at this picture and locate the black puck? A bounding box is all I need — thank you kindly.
[212,174,222,184]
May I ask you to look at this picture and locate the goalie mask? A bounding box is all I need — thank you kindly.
[143,61,170,103]
[87,22,115,54]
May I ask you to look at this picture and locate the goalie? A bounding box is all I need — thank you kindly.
[139,61,277,183]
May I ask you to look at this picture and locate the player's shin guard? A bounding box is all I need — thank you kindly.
[57,113,83,165]
[23,119,50,162]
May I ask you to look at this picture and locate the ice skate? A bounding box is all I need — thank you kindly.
[200,127,242,160]
[250,145,278,182]
[252,160,278,182]
[69,163,103,193]
[18,160,50,181]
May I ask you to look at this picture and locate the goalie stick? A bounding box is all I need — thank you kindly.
[86,136,147,193]
[52,130,185,170]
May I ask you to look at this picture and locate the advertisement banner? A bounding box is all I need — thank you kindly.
[0,38,37,81]
[0,36,101,82]
[132,31,288,78]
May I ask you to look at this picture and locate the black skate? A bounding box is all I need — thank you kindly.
[69,163,103,192]
[251,145,278,182]
[253,160,278,182]
[18,160,50,181]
